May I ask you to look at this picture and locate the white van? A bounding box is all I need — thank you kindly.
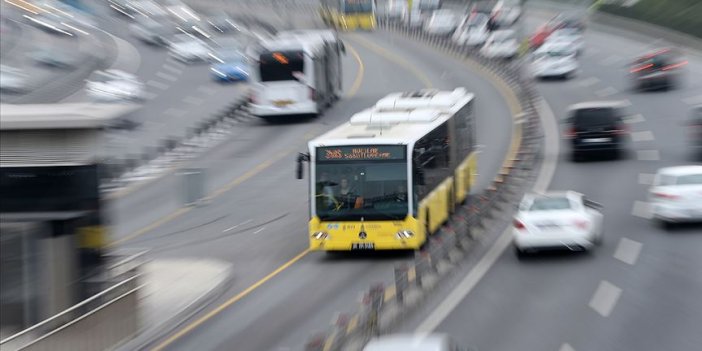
[452,13,490,46]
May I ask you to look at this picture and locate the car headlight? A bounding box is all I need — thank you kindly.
[395,230,414,239]
[311,231,329,240]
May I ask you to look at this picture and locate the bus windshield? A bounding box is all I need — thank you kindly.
[315,161,409,221]
[344,0,373,14]
[258,50,304,82]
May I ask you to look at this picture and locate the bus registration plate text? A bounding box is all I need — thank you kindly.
[351,243,375,250]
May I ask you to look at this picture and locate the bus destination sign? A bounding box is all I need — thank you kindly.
[317,145,405,162]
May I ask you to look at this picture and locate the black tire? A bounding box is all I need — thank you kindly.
[571,151,583,162]
[659,219,675,231]
[593,231,603,246]
[514,246,526,260]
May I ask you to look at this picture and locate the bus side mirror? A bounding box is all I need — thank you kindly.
[296,153,310,179]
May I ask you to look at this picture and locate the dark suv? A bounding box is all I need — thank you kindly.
[629,48,685,91]
[564,101,629,161]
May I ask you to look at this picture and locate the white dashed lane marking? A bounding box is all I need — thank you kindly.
[156,72,178,82]
[197,86,217,95]
[595,87,618,97]
[630,131,655,142]
[637,150,660,161]
[632,201,652,219]
[600,55,622,66]
[253,227,266,234]
[624,114,645,124]
[147,80,170,90]
[223,219,253,233]
[164,107,186,117]
[576,77,600,88]
[682,94,702,105]
[638,173,655,185]
[559,343,576,351]
[184,96,204,105]
[589,280,622,317]
[613,237,643,265]
[162,64,183,74]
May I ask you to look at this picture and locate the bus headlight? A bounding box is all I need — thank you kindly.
[312,231,329,240]
[396,230,414,239]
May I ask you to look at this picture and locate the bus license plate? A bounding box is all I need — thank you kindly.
[351,243,375,250]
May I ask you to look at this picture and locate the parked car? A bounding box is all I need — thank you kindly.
[648,165,702,229]
[0,65,29,94]
[452,13,489,46]
[480,29,519,59]
[531,41,578,79]
[85,69,145,102]
[563,101,630,161]
[629,48,686,91]
[513,191,604,258]
[424,9,459,36]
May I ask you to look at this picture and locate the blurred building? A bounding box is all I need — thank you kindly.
[0,103,136,334]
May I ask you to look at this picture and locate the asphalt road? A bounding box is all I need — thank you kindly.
[106,5,517,351]
[398,4,702,351]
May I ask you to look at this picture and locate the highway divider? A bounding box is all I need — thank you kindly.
[304,20,545,351]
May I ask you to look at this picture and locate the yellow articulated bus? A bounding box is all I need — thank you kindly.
[320,0,376,31]
[296,88,477,251]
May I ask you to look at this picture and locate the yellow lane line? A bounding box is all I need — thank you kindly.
[345,42,365,97]
[346,314,359,334]
[150,249,311,351]
[347,33,434,89]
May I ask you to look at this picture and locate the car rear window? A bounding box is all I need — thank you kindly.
[529,197,571,211]
[676,174,702,185]
[572,107,622,126]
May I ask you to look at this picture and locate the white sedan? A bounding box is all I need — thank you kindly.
[546,28,584,55]
[531,41,578,79]
[513,191,604,257]
[168,34,213,63]
[649,165,702,228]
[85,69,145,102]
[480,29,520,59]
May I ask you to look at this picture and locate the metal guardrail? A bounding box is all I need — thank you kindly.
[304,19,545,351]
[0,275,141,351]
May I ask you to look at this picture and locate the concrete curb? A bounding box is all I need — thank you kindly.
[114,262,235,351]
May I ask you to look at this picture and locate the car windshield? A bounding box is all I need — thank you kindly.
[675,174,702,185]
[528,197,572,211]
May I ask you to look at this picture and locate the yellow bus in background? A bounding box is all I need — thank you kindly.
[297,88,477,251]
[320,0,376,31]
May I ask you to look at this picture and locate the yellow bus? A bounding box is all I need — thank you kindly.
[320,0,376,31]
[296,88,477,251]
